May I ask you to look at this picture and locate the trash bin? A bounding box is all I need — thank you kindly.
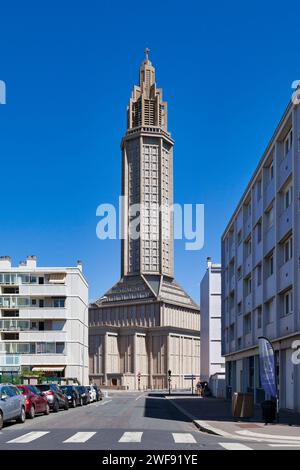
[261,400,277,423]
[232,392,254,418]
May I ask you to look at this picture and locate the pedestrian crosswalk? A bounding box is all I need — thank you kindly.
[3,430,300,449]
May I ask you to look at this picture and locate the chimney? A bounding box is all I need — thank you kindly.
[77,260,83,272]
[0,256,11,269]
[207,256,212,269]
[26,256,37,269]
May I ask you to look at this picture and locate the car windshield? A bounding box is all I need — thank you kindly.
[78,387,85,393]
[28,385,39,394]
[17,386,27,394]
[60,386,72,393]
[36,385,50,391]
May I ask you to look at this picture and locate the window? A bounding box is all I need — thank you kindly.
[256,264,262,286]
[284,129,293,156]
[257,306,262,329]
[267,161,274,182]
[245,238,252,257]
[237,302,242,315]
[237,266,242,280]
[229,324,235,342]
[237,337,242,349]
[257,179,262,201]
[245,276,252,296]
[244,201,251,220]
[265,252,274,277]
[53,298,65,308]
[283,236,293,263]
[237,230,242,245]
[284,184,293,210]
[283,289,293,316]
[265,298,274,324]
[265,205,274,230]
[256,221,262,243]
[244,313,252,334]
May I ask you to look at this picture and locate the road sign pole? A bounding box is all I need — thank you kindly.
[192,376,194,395]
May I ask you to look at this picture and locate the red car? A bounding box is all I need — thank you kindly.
[16,385,50,419]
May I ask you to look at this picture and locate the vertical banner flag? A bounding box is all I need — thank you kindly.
[258,336,277,398]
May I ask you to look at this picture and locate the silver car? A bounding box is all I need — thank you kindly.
[0,384,26,429]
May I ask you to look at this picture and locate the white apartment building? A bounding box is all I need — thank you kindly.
[222,98,300,412]
[200,258,225,396]
[0,256,89,384]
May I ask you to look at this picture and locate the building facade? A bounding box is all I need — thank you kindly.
[89,51,200,390]
[222,98,300,412]
[200,258,225,396]
[0,256,89,384]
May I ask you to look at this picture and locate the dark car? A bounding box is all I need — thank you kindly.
[36,384,69,412]
[60,385,82,408]
[17,385,50,418]
[76,386,90,405]
[92,384,103,401]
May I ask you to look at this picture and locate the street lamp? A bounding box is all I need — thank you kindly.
[168,369,172,395]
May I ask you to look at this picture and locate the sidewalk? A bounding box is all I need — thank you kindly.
[166,395,300,442]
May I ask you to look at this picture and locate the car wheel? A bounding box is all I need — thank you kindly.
[53,400,59,413]
[17,407,26,423]
[64,401,69,411]
[44,403,50,415]
[72,398,76,408]
[0,412,3,430]
[28,405,35,419]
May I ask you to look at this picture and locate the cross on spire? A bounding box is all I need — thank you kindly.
[145,47,150,62]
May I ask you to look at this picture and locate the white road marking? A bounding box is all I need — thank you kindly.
[236,429,300,441]
[219,442,253,450]
[172,433,197,444]
[135,394,144,401]
[7,431,49,444]
[268,444,300,448]
[119,432,143,443]
[100,399,112,405]
[63,432,96,443]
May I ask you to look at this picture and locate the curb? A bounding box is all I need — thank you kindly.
[166,397,300,444]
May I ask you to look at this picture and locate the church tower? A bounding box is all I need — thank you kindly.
[89,52,200,390]
[121,49,173,278]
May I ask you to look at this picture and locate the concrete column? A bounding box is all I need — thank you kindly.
[103,333,108,386]
[148,334,153,389]
[132,333,137,389]
[166,334,170,389]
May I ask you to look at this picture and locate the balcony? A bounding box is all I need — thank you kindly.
[265,181,275,207]
[278,205,292,241]
[264,226,275,254]
[253,241,263,265]
[245,293,252,313]
[253,284,262,308]
[265,274,275,300]
[19,284,67,296]
[253,198,263,224]
[0,354,20,366]
[279,313,295,337]
[278,259,293,292]
[18,308,67,319]
[244,254,252,276]
[278,150,292,189]
[19,331,66,342]
[244,217,252,239]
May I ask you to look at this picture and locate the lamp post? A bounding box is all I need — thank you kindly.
[168,369,172,395]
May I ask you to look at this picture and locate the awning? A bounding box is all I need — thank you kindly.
[31,366,65,372]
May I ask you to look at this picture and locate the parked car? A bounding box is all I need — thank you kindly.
[16,385,50,418]
[86,385,97,402]
[36,384,69,412]
[76,386,90,405]
[60,385,82,408]
[91,384,103,401]
[0,384,26,429]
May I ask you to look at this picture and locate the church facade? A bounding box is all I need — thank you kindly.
[89,51,200,390]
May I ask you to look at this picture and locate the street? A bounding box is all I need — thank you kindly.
[0,391,295,450]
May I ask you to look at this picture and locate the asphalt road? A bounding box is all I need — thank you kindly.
[0,392,294,450]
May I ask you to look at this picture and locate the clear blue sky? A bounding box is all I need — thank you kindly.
[0,0,299,303]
